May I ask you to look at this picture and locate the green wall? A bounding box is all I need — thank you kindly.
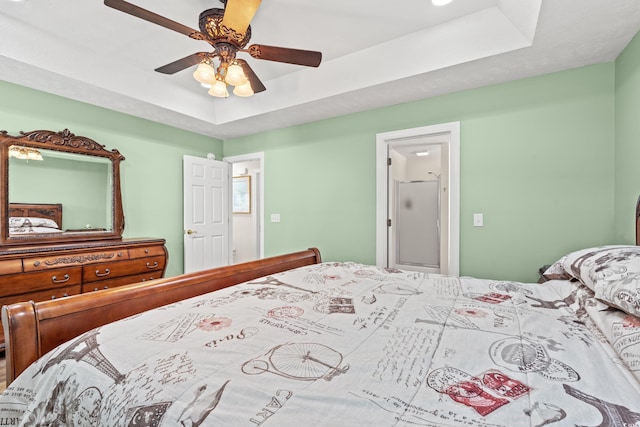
[225,63,617,282]
[615,32,640,244]
[0,81,223,276]
[4,40,639,283]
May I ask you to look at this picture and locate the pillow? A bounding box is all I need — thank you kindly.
[555,245,639,289]
[598,273,640,318]
[9,216,59,230]
[545,245,640,317]
[540,259,573,281]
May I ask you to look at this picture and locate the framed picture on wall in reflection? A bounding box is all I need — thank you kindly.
[233,175,251,214]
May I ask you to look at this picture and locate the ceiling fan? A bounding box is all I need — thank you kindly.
[104,0,322,97]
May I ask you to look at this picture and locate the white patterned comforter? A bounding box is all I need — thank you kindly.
[1,262,639,426]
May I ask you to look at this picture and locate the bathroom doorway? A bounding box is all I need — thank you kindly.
[376,122,459,275]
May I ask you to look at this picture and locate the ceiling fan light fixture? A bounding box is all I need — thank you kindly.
[208,76,229,98]
[233,81,254,97]
[193,63,216,85]
[225,62,248,86]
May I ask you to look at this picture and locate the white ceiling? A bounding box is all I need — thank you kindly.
[2,0,640,140]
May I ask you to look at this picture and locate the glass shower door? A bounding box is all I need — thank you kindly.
[395,180,440,269]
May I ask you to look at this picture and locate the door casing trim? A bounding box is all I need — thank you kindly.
[375,122,460,276]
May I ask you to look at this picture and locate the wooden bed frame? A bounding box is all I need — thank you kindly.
[8,202,63,229]
[2,247,321,384]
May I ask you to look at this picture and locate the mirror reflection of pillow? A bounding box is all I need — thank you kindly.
[10,226,64,234]
[9,216,59,229]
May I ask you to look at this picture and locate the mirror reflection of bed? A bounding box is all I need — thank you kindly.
[8,203,107,234]
[8,203,63,235]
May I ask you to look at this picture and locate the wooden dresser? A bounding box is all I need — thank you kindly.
[0,238,167,348]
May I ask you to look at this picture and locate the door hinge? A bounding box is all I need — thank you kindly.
[387,157,392,166]
[387,219,392,227]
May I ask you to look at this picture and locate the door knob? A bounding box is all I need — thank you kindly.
[185,229,198,235]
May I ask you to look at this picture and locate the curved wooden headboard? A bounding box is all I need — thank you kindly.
[2,248,322,384]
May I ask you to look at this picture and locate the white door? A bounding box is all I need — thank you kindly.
[183,155,231,273]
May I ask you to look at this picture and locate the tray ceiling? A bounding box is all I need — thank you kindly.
[1,0,640,139]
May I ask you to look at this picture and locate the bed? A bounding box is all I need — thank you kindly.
[8,202,63,234]
[2,216,640,425]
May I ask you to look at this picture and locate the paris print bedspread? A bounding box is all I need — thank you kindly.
[1,262,640,426]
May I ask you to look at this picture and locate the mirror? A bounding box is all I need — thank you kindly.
[0,129,125,246]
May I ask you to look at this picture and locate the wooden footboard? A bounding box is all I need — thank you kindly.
[2,248,321,384]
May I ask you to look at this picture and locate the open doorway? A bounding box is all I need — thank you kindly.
[389,141,446,273]
[224,152,264,264]
[376,122,460,275]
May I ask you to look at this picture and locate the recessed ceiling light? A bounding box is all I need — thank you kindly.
[415,151,430,156]
[432,0,453,6]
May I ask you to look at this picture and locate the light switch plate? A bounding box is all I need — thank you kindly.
[271,213,281,223]
[473,213,483,227]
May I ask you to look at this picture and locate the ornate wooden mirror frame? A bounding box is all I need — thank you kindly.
[0,129,125,246]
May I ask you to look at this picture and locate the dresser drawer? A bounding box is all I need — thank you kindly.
[0,259,22,275]
[0,284,82,306]
[0,284,82,345]
[24,250,129,272]
[82,271,164,292]
[129,245,166,259]
[0,267,83,297]
[82,255,166,283]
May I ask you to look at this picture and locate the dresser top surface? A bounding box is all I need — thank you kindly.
[0,238,166,258]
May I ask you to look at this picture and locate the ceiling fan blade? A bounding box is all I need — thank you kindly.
[104,0,203,38]
[155,53,209,74]
[248,44,322,67]
[221,0,262,35]
[237,59,266,93]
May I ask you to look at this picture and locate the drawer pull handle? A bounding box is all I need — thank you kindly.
[146,261,159,269]
[63,293,68,297]
[95,268,111,277]
[52,274,70,284]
